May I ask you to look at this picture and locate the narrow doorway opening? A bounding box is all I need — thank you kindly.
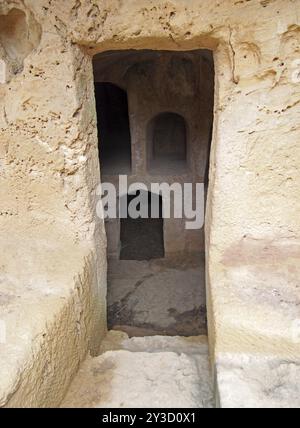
[93,49,214,337]
[120,192,164,261]
[94,82,132,175]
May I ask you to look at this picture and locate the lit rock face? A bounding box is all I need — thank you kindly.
[61,333,213,408]
[0,0,299,408]
[0,6,41,82]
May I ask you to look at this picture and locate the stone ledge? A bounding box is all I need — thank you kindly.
[216,353,300,408]
[0,226,103,408]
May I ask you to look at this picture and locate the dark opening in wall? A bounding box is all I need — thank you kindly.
[93,49,215,337]
[94,82,132,175]
[120,191,164,261]
[148,112,187,174]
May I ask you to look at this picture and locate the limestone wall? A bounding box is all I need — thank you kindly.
[0,0,107,407]
[0,0,299,408]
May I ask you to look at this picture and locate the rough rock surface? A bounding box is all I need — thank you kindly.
[61,332,213,408]
[217,353,300,408]
[107,255,207,336]
[0,231,106,408]
[0,0,299,408]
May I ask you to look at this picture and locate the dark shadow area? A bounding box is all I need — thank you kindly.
[94,82,132,175]
[148,112,187,174]
[120,191,164,261]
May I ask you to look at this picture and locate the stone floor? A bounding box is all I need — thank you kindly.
[61,254,212,408]
[107,253,207,336]
[61,331,214,408]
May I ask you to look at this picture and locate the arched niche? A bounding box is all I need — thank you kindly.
[147,112,188,174]
[94,82,132,175]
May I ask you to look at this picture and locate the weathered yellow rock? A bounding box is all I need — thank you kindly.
[0,0,299,408]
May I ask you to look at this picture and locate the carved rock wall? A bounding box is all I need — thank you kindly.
[0,0,299,408]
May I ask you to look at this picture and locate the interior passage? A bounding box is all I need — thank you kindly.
[93,49,214,336]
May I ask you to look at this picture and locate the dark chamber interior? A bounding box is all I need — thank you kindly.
[120,191,164,261]
[95,82,132,175]
[93,49,215,337]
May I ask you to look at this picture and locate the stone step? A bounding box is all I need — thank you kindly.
[61,333,213,408]
[99,331,209,355]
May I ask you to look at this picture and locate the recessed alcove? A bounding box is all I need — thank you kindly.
[94,82,132,175]
[147,112,188,175]
[0,8,41,79]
